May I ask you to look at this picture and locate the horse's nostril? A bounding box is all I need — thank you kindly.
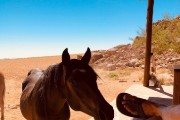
[99,110,106,120]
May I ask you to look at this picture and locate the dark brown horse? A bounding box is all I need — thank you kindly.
[0,72,5,120]
[20,48,114,120]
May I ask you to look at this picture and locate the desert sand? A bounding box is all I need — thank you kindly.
[0,55,141,120]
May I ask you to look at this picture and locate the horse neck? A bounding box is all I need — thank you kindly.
[42,64,67,109]
[45,87,67,111]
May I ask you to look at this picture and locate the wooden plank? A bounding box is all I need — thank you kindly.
[173,65,180,105]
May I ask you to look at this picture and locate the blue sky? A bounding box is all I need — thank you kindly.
[0,0,180,58]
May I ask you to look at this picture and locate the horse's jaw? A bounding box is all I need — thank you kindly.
[66,92,114,120]
[74,105,114,120]
[68,103,103,119]
[93,108,114,120]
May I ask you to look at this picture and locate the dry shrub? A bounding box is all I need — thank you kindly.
[157,68,170,74]
[107,68,137,80]
[108,72,119,79]
[157,73,173,86]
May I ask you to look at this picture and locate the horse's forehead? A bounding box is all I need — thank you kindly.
[71,69,87,75]
[69,59,85,68]
[70,59,81,64]
[67,59,95,75]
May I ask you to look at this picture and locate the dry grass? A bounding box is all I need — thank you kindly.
[157,68,171,74]
[105,68,137,80]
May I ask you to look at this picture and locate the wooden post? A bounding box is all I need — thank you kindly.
[143,0,154,87]
[173,65,180,105]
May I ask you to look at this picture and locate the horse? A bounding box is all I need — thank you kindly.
[0,72,5,120]
[116,93,180,120]
[20,48,114,120]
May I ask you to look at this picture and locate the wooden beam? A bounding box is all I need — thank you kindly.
[173,65,180,105]
[143,0,154,87]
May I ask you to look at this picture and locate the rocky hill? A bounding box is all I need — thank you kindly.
[90,15,180,73]
[134,15,180,54]
[91,44,180,72]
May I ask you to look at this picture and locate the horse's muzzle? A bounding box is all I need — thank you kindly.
[97,104,114,120]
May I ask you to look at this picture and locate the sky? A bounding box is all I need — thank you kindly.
[0,0,180,59]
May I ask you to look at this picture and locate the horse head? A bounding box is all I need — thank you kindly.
[61,48,114,120]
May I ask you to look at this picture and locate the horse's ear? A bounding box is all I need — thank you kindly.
[62,48,70,64]
[81,47,91,64]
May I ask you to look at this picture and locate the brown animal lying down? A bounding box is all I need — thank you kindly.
[116,93,180,120]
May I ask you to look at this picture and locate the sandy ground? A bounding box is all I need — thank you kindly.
[0,56,142,120]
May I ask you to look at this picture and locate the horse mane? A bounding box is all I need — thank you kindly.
[30,63,65,118]
[40,63,63,90]
[30,63,61,95]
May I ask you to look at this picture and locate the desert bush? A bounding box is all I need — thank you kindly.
[108,72,119,79]
[133,15,180,54]
[163,13,172,21]
[107,68,133,80]
[171,41,180,53]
